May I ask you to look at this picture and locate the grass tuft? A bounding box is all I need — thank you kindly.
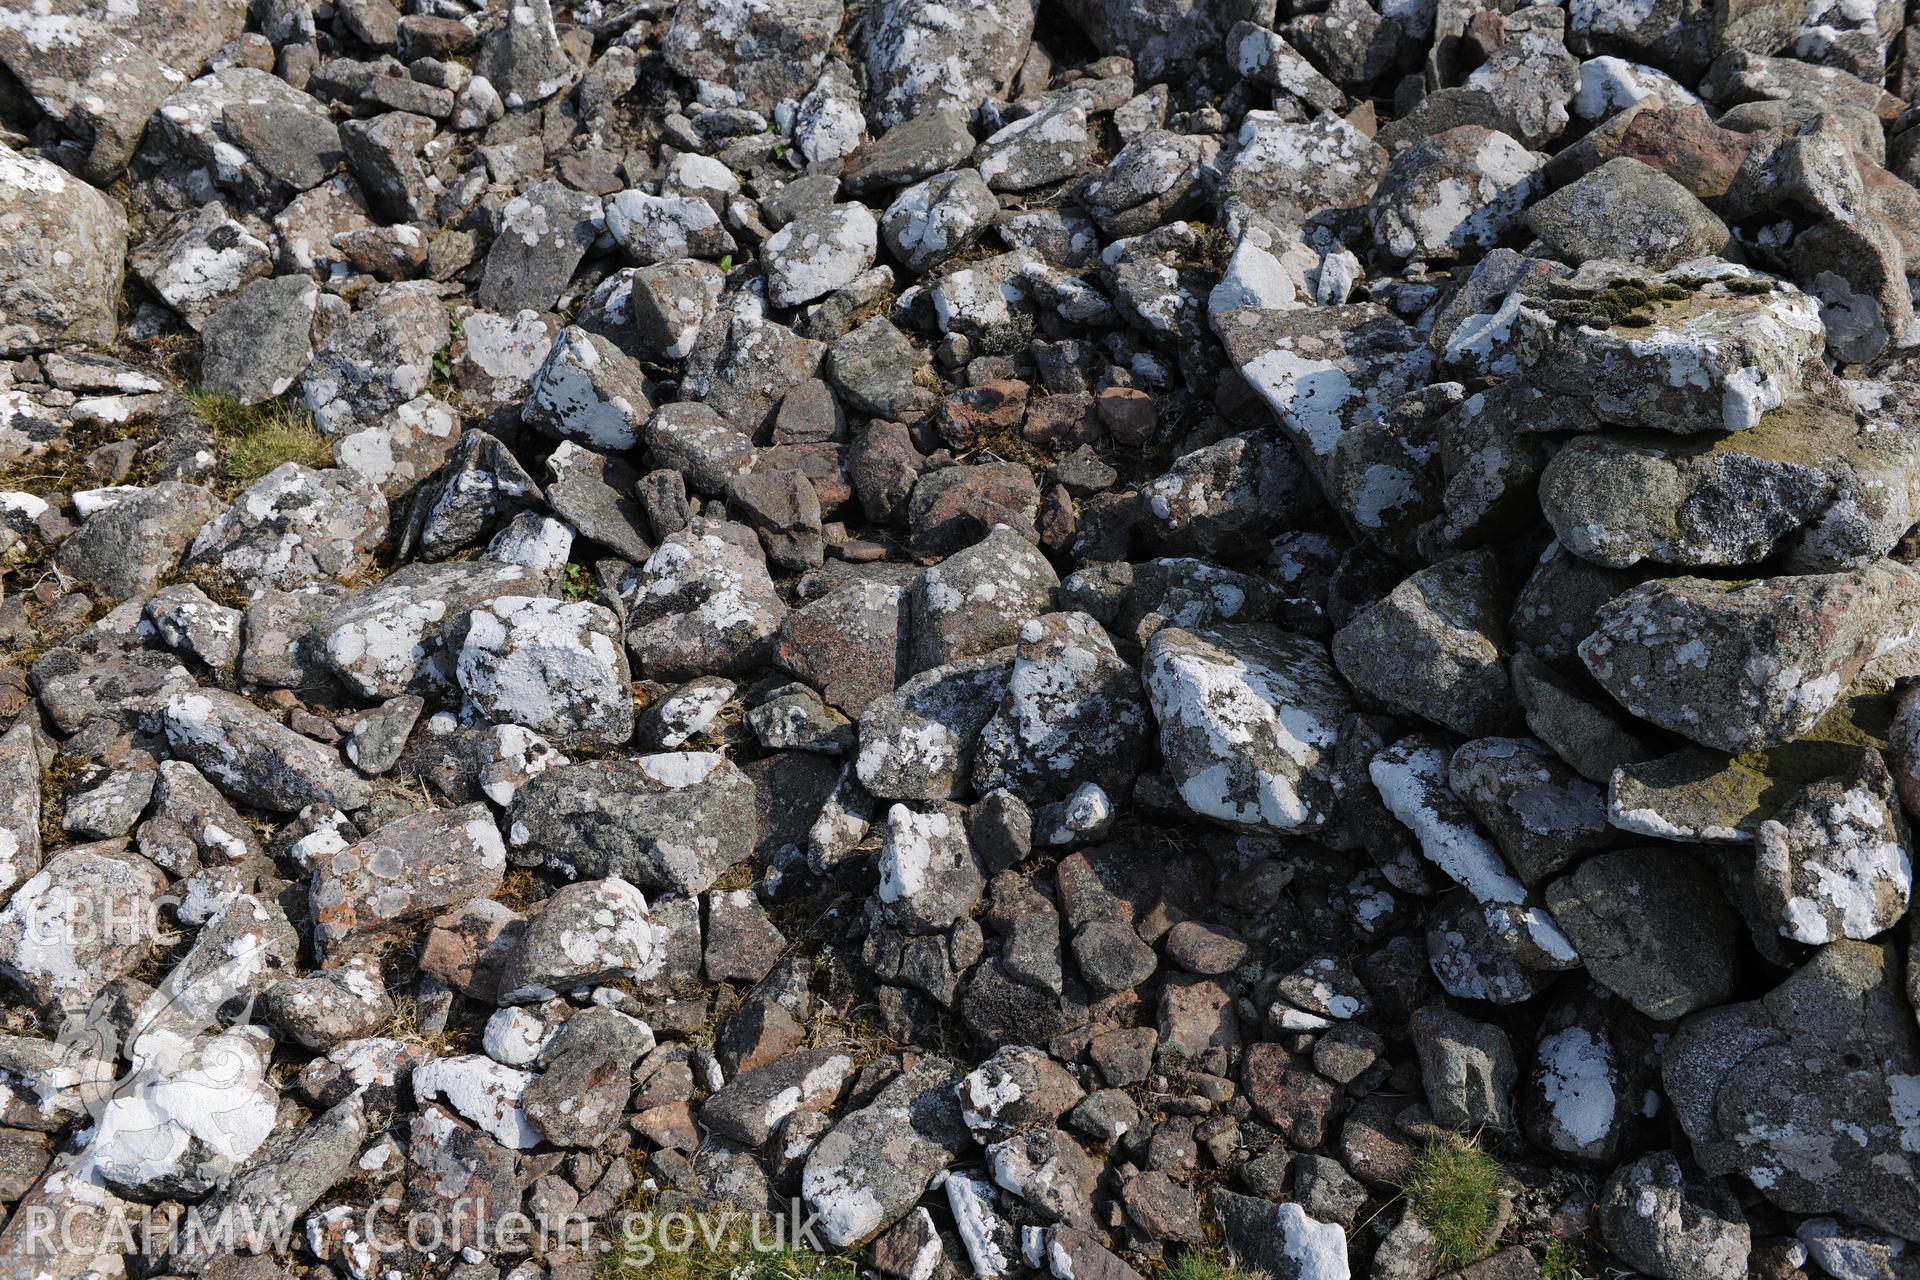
[596,1194,860,1280]
[1539,1239,1588,1280]
[1163,1247,1261,1280]
[1402,1134,1505,1270]
[185,387,333,488]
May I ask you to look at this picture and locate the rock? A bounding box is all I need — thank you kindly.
[508,753,755,893]
[762,204,879,310]
[775,581,909,716]
[1749,751,1911,945]
[187,464,386,592]
[498,876,661,1001]
[523,326,652,451]
[1332,552,1513,737]
[606,191,736,266]
[1599,1153,1750,1280]
[1579,565,1920,753]
[802,1055,968,1246]
[302,281,451,433]
[55,482,222,602]
[976,101,1093,192]
[728,469,825,572]
[877,802,985,933]
[1370,126,1544,262]
[1666,940,1920,1235]
[309,803,506,960]
[199,274,318,404]
[1212,1192,1352,1280]
[0,144,128,352]
[162,689,372,812]
[857,648,1013,801]
[1145,624,1353,834]
[310,560,541,699]
[863,0,1035,128]
[0,845,167,1011]
[882,169,996,272]
[660,0,841,115]
[1447,737,1614,886]
[1509,265,1825,436]
[457,596,634,747]
[1545,848,1738,1019]
[911,524,1059,672]
[412,1055,540,1148]
[623,524,789,681]
[1537,398,1920,572]
[1526,157,1729,268]
[702,1048,854,1147]
[1410,1005,1518,1131]
[974,611,1149,805]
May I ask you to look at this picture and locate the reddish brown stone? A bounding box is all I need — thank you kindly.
[1242,1042,1343,1148]
[1618,105,1755,198]
[936,378,1029,449]
[1039,482,1076,555]
[1097,387,1156,445]
[1023,391,1100,447]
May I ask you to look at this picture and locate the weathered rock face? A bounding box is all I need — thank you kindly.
[1664,942,1920,1239]
[1579,564,1920,752]
[0,144,127,352]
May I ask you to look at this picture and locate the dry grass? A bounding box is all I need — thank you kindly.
[184,387,333,489]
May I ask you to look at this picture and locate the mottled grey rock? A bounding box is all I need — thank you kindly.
[802,1055,968,1245]
[1333,552,1514,737]
[163,689,371,812]
[863,0,1034,128]
[478,181,599,314]
[1545,848,1738,1019]
[0,845,167,1010]
[508,753,755,893]
[310,803,505,960]
[310,560,542,699]
[660,0,841,115]
[457,595,634,746]
[1370,126,1544,261]
[1145,624,1353,834]
[623,524,788,680]
[1580,564,1920,753]
[1410,1004,1518,1131]
[1599,1153,1750,1280]
[199,274,318,405]
[55,482,221,602]
[188,464,387,592]
[1528,157,1729,268]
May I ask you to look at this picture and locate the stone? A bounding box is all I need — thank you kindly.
[660,0,841,115]
[1599,1153,1750,1280]
[1332,552,1513,737]
[187,464,387,592]
[456,596,635,747]
[802,1056,968,1245]
[199,274,318,405]
[523,326,653,451]
[1544,848,1738,1020]
[56,482,222,602]
[310,560,541,700]
[1370,126,1544,262]
[498,877,661,1002]
[1580,565,1920,753]
[0,845,167,1011]
[1145,624,1353,834]
[309,803,506,960]
[162,689,372,813]
[863,0,1035,128]
[508,753,755,894]
[1526,157,1730,269]
[761,204,879,310]
[623,525,789,681]
[1410,1005,1518,1131]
